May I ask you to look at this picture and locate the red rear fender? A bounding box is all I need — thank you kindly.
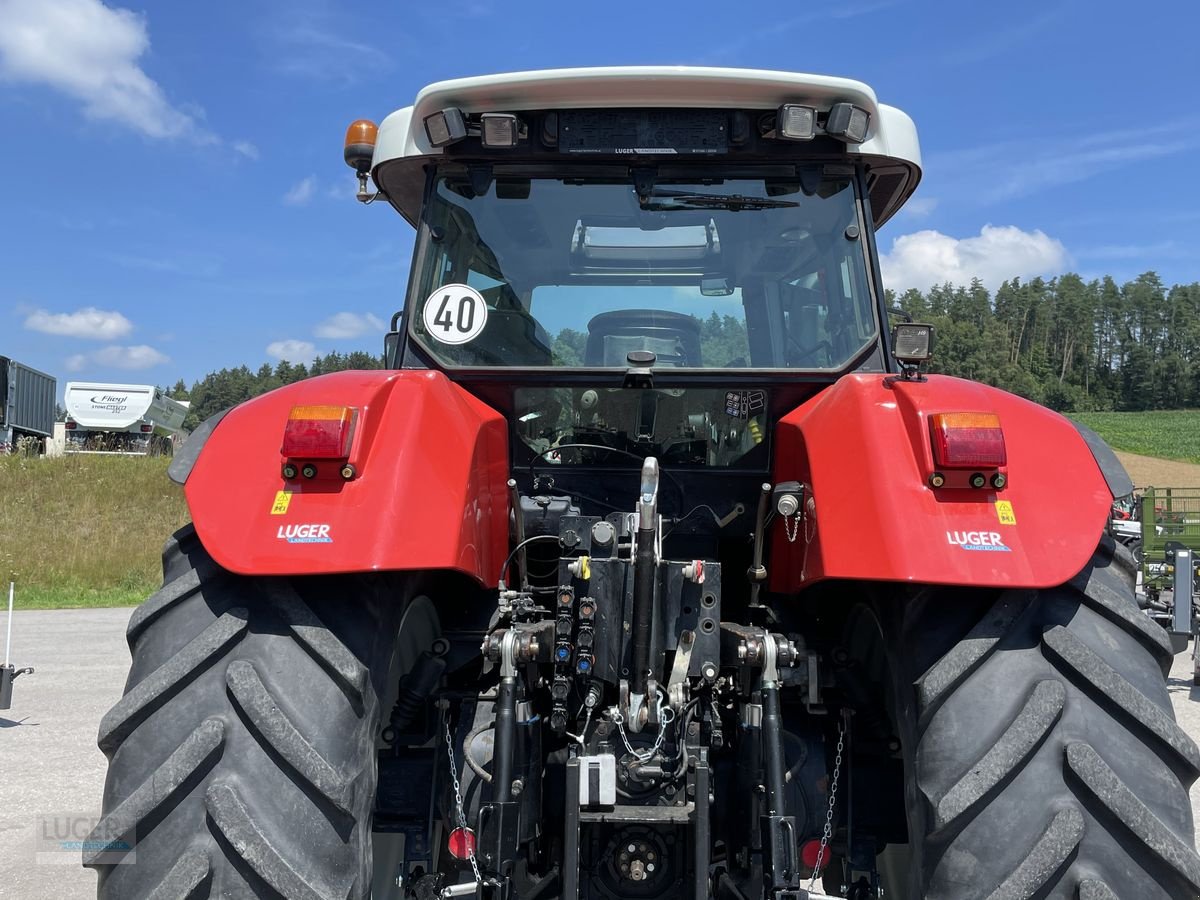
[184,370,509,583]
[769,374,1115,591]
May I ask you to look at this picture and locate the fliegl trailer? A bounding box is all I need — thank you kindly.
[63,382,189,455]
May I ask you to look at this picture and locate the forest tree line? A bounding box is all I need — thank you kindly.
[168,271,1199,427]
[887,271,1200,413]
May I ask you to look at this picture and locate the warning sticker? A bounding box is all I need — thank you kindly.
[422,283,488,345]
[270,491,292,515]
[995,500,1016,526]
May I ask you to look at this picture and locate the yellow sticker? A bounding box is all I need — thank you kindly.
[995,500,1016,526]
[270,491,293,515]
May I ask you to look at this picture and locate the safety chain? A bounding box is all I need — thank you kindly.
[808,712,847,891]
[442,706,484,887]
[611,690,675,762]
[784,509,803,544]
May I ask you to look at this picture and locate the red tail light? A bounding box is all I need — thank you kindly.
[65,420,76,430]
[801,839,829,871]
[140,424,154,433]
[281,405,356,458]
[930,412,1006,468]
[447,826,476,860]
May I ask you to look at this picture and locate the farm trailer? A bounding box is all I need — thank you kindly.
[63,382,189,455]
[0,356,55,454]
[1136,487,1200,683]
[85,67,1200,900]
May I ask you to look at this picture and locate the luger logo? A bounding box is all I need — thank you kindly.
[946,530,1011,552]
[277,524,332,544]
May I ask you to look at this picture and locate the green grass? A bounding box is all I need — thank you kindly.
[0,454,190,609]
[1070,410,1200,464]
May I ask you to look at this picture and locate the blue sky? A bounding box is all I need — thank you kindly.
[1,0,1197,389]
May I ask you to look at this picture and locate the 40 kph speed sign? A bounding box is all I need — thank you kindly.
[422,284,488,345]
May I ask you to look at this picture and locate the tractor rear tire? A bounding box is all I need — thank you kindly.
[894,536,1200,900]
[85,525,405,899]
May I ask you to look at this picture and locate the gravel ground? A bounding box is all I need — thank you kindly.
[2,607,1199,899]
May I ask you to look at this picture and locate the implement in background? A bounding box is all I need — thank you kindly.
[1139,486,1200,684]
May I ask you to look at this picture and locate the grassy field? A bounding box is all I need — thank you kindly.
[0,454,190,610]
[1071,409,1200,464]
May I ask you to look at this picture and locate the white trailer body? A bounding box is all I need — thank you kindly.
[0,357,56,453]
[64,382,189,454]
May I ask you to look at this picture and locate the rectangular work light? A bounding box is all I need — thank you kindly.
[777,104,816,141]
[891,323,935,364]
[424,107,467,147]
[281,405,357,458]
[825,103,870,143]
[481,113,521,148]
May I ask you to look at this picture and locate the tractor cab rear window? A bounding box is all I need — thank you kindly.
[408,167,878,370]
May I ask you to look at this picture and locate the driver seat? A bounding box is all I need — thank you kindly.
[584,310,703,367]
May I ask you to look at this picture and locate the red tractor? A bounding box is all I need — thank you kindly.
[86,68,1199,900]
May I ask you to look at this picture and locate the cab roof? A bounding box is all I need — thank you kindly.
[370,66,922,226]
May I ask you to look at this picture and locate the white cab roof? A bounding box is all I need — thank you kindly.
[374,66,919,171]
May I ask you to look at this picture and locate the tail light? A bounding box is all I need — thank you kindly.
[446,826,476,860]
[281,405,357,459]
[65,420,76,430]
[929,412,1006,468]
[801,839,829,871]
[140,424,154,433]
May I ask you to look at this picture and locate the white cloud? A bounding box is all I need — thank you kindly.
[880,225,1070,293]
[313,312,385,339]
[267,339,317,361]
[0,0,208,140]
[900,196,939,219]
[65,344,169,371]
[24,306,133,340]
[283,176,316,206]
[233,140,259,160]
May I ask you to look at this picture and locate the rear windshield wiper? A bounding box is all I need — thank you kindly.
[638,189,799,212]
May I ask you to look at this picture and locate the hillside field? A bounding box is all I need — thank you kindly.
[1,409,1198,609]
[0,454,190,610]
[1071,409,1200,464]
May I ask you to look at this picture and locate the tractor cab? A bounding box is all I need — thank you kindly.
[350,67,923,526]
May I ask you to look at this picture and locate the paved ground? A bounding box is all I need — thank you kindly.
[2,608,1200,899]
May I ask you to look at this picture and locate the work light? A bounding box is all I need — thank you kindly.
[776,104,816,141]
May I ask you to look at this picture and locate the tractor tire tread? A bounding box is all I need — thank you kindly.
[146,850,212,900]
[933,679,1064,831]
[1065,741,1200,892]
[982,806,1084,900]
[907,538,1200,899]
[225,659,355,817]
[1042,625,1200,774]
[97,609,248,754]
[83,718,226,866]
[205,782,340,900]
[87,525,397,900]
